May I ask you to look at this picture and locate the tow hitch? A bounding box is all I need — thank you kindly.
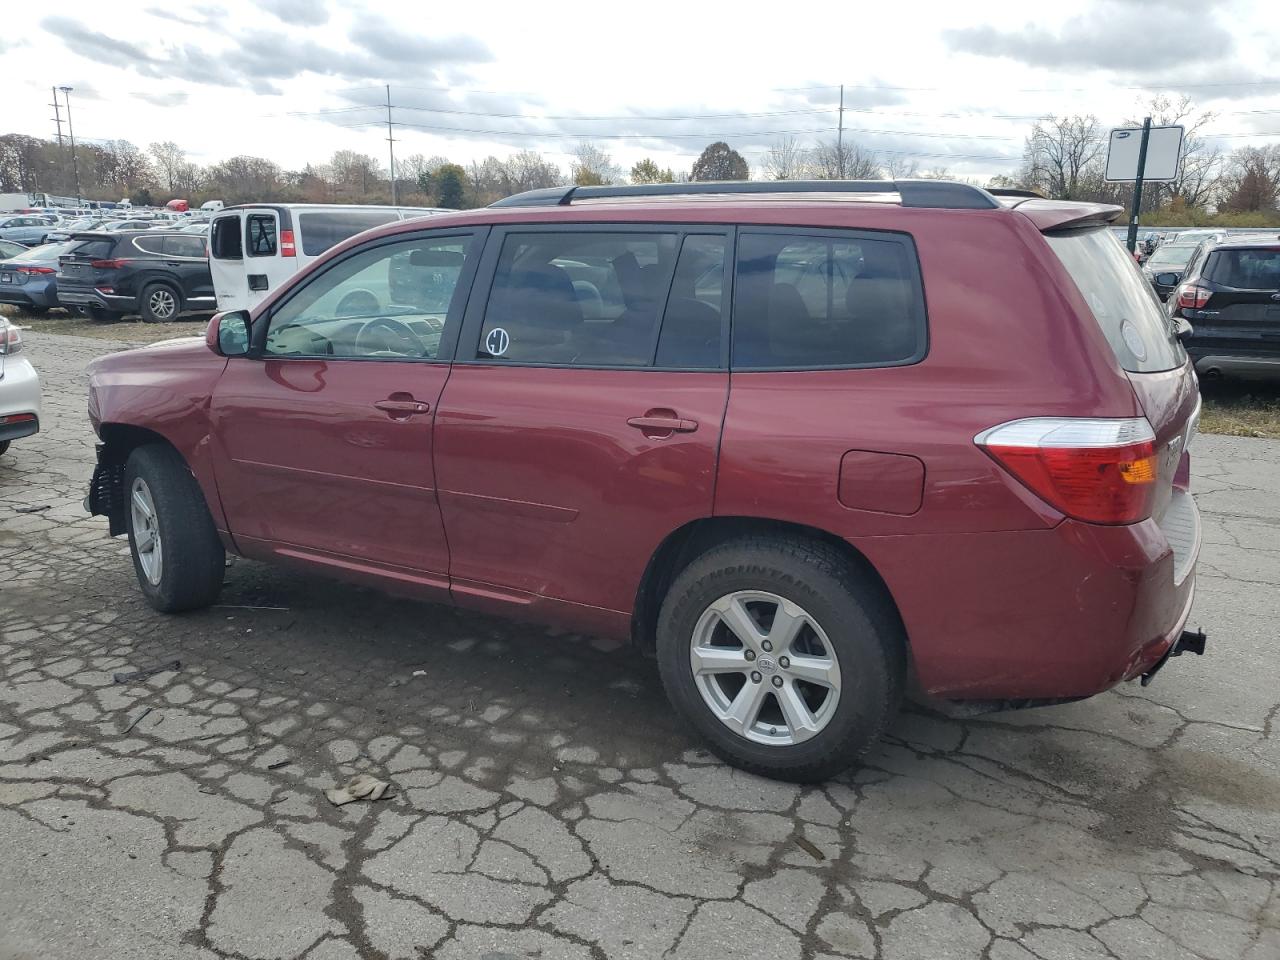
[1140,628,1208,687]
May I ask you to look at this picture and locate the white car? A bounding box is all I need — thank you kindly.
[0,318,40,457]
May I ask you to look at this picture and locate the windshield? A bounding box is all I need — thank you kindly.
[1146,245,1198,269]
[1046,227,1186,373]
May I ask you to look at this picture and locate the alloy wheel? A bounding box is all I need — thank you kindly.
[130,477,163,585]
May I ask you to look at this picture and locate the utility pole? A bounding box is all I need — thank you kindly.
[49,87,64,147]
[836,84,845,179]
[386,84,397,206]
[60,86,82,202]
[1125,116,1152,254]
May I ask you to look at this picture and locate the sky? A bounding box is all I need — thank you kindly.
[4,0,1279,184]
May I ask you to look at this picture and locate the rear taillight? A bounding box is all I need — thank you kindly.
[977,417,1158,525]
[90,259,127,269]
[16,266,55,276]
[1176,284,1210,311]
[0,323,21,355]
[280,229,296,257]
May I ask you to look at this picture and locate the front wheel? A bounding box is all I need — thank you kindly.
[125,445,225,612]
[656,537,904,782]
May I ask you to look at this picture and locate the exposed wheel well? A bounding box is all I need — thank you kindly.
[631,516,907,657]
[92,425,184,535]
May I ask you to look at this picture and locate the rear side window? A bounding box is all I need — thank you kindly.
[1046,228,1185,373]
[1204,248,1280,289]
[211,217,242,260]
[165,235,208,259]
[732,230,925,369]
[297,210,400,257]
[478,231,680,366]
[132,236,167,256]
[246,214,277,257]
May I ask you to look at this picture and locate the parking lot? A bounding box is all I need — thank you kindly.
[1,329,1278,960]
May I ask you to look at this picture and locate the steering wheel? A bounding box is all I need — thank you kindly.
[353,316,428,357]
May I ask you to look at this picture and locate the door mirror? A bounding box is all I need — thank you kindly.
[1154,272,1180,286]
[208,310,250,357]
[1173,316,1194,343]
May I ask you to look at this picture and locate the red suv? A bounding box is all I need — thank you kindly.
[86,181,1204,781]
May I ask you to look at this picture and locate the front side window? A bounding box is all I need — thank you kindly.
[246,214,277,257]
[263,234,474,360]
[733,231,925,369]
[478,231,680,366]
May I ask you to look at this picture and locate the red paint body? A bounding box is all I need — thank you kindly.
[88,195,1201,701]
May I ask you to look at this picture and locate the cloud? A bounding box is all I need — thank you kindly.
[41,16,155,63]
[260,0,330,26]
[944,4,1234,70]
[145,5,225,28]
[132,90,190,107]
[348,17,493,65]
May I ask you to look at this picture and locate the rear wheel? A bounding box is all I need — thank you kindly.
[656,537,904,782]
[0,440,10,457]
[124,445,225,612]
[141,283,180,323]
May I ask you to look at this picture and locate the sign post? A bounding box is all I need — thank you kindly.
[1105,121,1184,254]
[1125,117,1152,254]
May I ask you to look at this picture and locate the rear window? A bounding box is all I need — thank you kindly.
[1046,228,1185,373]
[1205,248,1280,289]
[65,238,116,260]
[297,210,400,257]
[1145,245,1198,269]
[12,242,72,261]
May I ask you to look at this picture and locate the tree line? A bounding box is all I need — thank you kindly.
[2,94,1276,224]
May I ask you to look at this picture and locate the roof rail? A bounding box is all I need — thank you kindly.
[489,179,1001,211]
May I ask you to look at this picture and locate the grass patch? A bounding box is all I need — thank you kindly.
[1,305,209,344]
[1200,389,1280,439]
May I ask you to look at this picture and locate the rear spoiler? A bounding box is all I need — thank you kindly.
[1009,199,1125,233]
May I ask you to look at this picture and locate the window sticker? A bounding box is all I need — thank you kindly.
[485,326,511,357]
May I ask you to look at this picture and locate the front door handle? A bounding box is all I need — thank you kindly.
[627,410,698,438]
[374,398,431,419]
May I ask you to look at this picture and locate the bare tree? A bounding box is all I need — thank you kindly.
[762,136,809,180]
[810,139,881,179]
[505,150,564,192]
[1219,145,1280,212]
[149,141,187,195]
[571,142,621,186]
[881,156,920,179]
[1124,95,1222,210]
[1021,115,1105,199]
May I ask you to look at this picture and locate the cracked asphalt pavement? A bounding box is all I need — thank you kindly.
[2,331,1278,960]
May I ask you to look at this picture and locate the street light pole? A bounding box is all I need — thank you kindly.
[59,86,82,202]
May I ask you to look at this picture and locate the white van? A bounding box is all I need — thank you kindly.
[209,203,450,312]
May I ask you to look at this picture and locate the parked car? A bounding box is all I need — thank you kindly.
[0,216,52,246]
[85,180,1204,782]
[0,239,28,259]
[0,317,40,458]
[1142,242,1201,300]
[0,241,74,314]
[46,217,109,243]
[1170,236,1280,380]
[56,230,213,323]
[209,203,450,312]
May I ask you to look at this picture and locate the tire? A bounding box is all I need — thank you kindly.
[0,440,10,457]
[656,536,905,782]
[141,282,180,323]
[124,444,225,612]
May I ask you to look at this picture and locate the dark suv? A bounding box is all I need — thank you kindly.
[1170,236,1280,380]
[57,230,215,322]
[85,181,1205,781]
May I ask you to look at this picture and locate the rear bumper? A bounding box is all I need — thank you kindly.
[1192,354,1280,379]
[0,355,41,442]
[861,495,1202,700]
[0,281,57,308]
[57,286,136,312]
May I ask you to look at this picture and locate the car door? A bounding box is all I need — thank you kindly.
[210,211,248,311]
[244,209,298,309]
[161,234,215,309]
[210,227,485,593]
[433,224,731,629]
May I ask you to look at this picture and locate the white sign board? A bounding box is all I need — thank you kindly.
[1105,125,1184,182]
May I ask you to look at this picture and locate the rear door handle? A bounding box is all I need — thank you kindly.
[374,398,431,418]
[627,411,698,438]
